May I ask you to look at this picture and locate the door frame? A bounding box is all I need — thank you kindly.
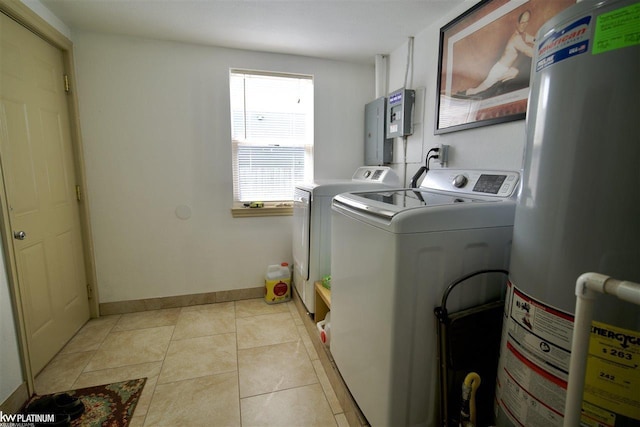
[0,0,98,395]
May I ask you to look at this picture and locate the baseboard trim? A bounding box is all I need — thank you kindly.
[99,286,264,315]
[291,288,369,427]
[1,382,28,414]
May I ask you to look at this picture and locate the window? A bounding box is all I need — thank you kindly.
[229,70,313,211]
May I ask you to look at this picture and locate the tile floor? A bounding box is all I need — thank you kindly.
[34,298,348,426]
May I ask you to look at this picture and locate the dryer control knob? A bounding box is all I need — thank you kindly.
[453,174,468,188]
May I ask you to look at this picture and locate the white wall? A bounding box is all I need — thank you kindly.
[0,242,23,404]
[387,1,527,181]
[72,32,374,303]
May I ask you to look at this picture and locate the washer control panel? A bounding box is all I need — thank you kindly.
[423,169,519,197]
[352,166,401,186]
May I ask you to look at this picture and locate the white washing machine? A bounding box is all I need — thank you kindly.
[293,166,400,315]
[330,169,520,427]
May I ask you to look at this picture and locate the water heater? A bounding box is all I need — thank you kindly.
[494,0,640,426]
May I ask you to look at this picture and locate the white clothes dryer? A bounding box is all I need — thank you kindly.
[330,169,520,427]
[293,166,400,315]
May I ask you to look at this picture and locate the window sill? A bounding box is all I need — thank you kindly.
[231,204,293,218]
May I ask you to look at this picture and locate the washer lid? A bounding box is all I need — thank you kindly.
[334,189,499,219]
[333,191,516,233]
[334,169,520,217]
[332,168,521,233]
[354,189,486,210]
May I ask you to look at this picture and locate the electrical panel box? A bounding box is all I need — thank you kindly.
[365,97,392,165]
[386,88,415,138]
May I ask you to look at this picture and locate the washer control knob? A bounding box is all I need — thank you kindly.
[453,174,468,188]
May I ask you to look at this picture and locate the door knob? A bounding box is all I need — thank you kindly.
[13,231,26,240]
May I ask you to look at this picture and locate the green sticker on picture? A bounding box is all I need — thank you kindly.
[593,2,640,54]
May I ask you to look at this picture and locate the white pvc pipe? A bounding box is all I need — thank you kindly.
[374,54,388,99]
[564,273,640,427]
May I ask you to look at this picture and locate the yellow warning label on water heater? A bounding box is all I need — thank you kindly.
[583,321,640,421]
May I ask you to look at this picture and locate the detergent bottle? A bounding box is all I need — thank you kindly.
[316,311,331,346]
[264,262,291,304]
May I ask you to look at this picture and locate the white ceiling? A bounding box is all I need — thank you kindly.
[38,0,466,64]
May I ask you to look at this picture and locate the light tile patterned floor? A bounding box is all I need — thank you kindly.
[34,299,349,427]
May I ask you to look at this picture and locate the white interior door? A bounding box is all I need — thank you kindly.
[0,12,90,375]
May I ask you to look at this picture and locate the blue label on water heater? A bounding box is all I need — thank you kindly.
[536,16,592,72]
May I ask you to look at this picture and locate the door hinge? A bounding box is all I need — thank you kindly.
[86,284,93,299]
[64,74,70,93]
[75,185,82,201]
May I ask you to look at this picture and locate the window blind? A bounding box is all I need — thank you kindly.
[230,70,314,203]
[234,145,308,201]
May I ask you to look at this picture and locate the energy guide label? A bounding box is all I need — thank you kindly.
[583,321,640,423]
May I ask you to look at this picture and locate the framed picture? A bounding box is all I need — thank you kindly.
[435,0,575,134]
